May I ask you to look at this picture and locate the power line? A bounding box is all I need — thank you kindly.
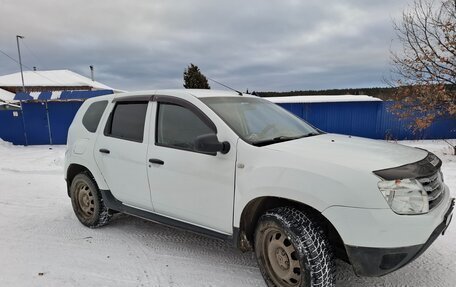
[21,40,45,70]
[0,47,63,86]
[0,49,20,64]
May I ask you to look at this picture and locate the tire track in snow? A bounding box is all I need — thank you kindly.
[111,215,262,286]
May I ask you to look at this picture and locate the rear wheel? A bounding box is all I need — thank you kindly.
[254,207,335,287]
[70,173,111,228]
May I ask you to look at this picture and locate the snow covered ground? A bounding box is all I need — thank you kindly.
[0,139,454,287]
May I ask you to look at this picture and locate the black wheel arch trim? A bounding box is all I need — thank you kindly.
[66,164,95,197]
[235,196,348,261]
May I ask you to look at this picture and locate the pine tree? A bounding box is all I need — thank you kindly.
[183,64,210,89]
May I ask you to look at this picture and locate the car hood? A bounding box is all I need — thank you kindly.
[265,133,428,172]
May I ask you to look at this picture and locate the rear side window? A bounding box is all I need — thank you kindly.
[105,102,148,142]
[82,101,108,133]
[156,103,214,151]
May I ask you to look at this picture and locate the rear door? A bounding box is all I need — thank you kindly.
[94,99,153,211]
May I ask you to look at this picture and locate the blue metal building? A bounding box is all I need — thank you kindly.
[267,95,456,140]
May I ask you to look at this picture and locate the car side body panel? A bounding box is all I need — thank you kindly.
[233,138,391,229]
[65,95,115,191]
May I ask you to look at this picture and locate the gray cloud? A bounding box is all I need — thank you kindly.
[0,0,408,92]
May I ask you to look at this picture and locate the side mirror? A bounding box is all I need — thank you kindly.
[195,133,230,154]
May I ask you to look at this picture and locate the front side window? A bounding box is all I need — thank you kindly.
[82,100,108,133]
[201,97,320,146]
[105,102,148,142]
[156,103,214,151]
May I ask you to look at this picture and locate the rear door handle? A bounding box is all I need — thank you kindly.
[99,148,110,154]
[149,158,164,165]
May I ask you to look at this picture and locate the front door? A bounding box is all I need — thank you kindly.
[147,97,236,234]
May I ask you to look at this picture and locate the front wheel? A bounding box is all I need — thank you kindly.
[254,207,335,287]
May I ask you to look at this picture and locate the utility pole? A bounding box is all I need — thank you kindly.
[16,35,25,92]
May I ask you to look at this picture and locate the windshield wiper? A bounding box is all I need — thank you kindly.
[251,136,295,146]
[251,132,320,147]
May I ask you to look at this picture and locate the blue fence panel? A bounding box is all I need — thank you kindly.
[377,102,456,140]
[425,117,456,138]
[281,102,380,138]
[47,101,83,144]
[0,110,26,145]
[21,102,51,145]
[376,102,413,140]
[14,90,113,101]
[2,97,454,145]
[280,101,456,140]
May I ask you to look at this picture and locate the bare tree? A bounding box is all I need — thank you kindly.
[390,0,455,130]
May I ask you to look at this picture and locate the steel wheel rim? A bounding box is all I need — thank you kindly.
[262,228,302,286]
[75,182,95,220]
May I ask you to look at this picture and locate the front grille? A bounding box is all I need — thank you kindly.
[418,170,445,210]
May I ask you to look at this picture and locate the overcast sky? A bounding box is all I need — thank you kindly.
[0,0,408,92]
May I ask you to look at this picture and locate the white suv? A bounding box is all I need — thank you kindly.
[65,89,453,287]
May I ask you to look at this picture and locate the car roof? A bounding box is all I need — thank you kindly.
[85,89,258,105]
[163,89,246,98]
[118,89,256,99]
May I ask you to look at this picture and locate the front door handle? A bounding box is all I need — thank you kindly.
[99,148,110,154]
[149,158,164,165]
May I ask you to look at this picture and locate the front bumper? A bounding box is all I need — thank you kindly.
[346,198,454,277]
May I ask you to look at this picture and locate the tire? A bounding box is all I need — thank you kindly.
[70,173,111,228]
[254,207,335,287]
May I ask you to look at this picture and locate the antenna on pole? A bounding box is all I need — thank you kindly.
[206,77,243,96]
[16,35,25,92]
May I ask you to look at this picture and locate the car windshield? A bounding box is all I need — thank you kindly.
[201,96,320,146]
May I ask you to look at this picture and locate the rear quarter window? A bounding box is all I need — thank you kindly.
[82,100,108,133]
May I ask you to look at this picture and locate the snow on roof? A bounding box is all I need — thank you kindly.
[265,95,382,103]
[0,69,113,90]
[0,88,15,102]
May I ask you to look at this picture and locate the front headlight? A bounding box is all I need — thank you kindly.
[378,179,429,215]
